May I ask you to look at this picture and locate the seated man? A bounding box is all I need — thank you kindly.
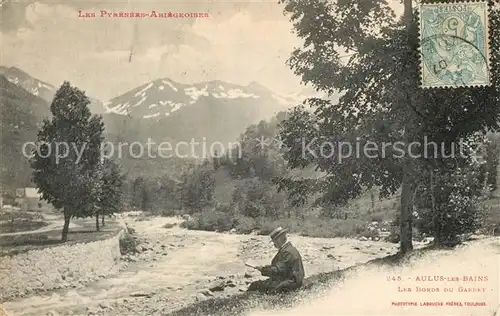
[247,227,305,294]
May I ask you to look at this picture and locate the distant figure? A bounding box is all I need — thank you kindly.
[247,227,305,294]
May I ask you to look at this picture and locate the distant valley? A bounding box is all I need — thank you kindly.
[0,66,321,189]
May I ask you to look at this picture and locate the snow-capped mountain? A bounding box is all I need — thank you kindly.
[0,66,105,114]
[101,78,330,148]
[104,78,297,119]
[0,66,54,100]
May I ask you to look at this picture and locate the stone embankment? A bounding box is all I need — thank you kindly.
[0,230,123,302]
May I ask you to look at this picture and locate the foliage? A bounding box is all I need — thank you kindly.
[275,0,500,252]
[95,158,124,229]
[119,231,139,255]
[180,209,235,232]
[231,178,286,218]
[224,113,288,180]
[180,161,216,213]
[414,164,486,245]
[31,82,104,241]
[484,132,500,191]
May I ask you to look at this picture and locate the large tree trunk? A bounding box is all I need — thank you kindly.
[399,0,416,255]
[430,169,441,248]
[102,214,105,227]
[370,190,375,212]
[96,213,100,231]
[399,171,415,254]
[62,211,71,242]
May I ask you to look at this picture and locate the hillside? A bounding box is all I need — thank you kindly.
[0,75,50,190]
[0,66,105,114]
[101,79,311,152]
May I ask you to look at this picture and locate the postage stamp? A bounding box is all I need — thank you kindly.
[418,1,491,88]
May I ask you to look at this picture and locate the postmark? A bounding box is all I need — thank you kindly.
[418,1,491,88]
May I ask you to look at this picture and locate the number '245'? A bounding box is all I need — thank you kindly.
[386,276,402,281]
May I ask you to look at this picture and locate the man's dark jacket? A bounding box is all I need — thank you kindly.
[255,242,305,293]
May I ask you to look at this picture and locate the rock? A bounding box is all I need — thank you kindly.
[353,246,361,250]
[322,246,335,250]
[195,293,207,302]
[209,282,226,292]
[244,273,252,278]
[99,302,111,309]
[130,291,150,297]
[200,289,214,296]
[327,254,334,259]
[359,237,368,241]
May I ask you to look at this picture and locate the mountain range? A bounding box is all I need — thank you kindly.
[0,65,322,188]
[0,66,105,115]
[0,74,50,190]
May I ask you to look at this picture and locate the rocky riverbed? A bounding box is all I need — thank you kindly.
[3,216,402,316]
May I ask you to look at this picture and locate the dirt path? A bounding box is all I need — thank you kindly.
[0,216,91,237]
[3,216,400,316]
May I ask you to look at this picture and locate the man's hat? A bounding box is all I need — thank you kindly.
[269,227,288,240]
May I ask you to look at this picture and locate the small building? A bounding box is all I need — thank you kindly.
[15,188,50,211]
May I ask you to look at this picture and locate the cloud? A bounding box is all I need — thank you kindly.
[1,0,406,100]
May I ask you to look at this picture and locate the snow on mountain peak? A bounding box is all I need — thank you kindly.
[0,66,54,98]
[105,78,266,118]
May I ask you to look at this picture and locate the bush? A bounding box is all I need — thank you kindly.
[232,178,285,219]
[119,232,138,255]
[163,223,177,229]
[414,165,485,246]
[298,218,366,238]
[180,210,235,232]
[233,216,258,234]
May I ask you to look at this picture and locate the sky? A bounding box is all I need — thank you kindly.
[1,0,404,101]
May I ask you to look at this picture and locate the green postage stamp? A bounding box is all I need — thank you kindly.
[419,1,491,88]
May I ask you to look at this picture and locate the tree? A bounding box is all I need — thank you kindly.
[232,178,285,219]
[276,0,500,254]
[415,162,486,246]
[485,132,500,191]
[180,162,215,213]
[130,176,148,211]
[226,115,287,180]
[95,158,124,231]
[31,82,104,241]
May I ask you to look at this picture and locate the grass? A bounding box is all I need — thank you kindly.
[0,211,45,222]
[164,248,432,316]
[0,220,48,233]
[0,222,122,257]
[179,210,389,239]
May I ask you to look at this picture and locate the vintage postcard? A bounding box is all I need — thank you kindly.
[418,1,491,88]
[0,0,499,315]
